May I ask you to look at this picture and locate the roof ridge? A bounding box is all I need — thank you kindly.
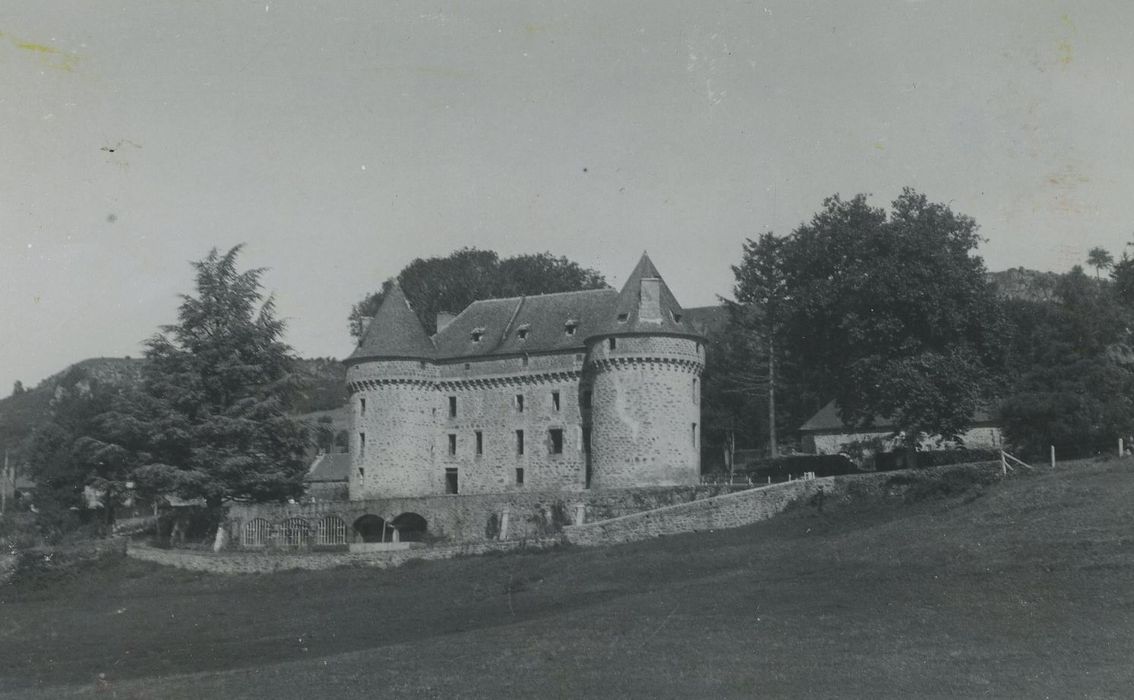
[463,287,615,306]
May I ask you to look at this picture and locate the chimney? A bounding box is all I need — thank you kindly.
[436,312,456,333]
[638,278,662,322]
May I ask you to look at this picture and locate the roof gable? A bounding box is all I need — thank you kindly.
[592,252,703,338]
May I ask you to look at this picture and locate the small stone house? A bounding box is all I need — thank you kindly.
[799,400,1003,455]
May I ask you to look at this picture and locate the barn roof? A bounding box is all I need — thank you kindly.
[799,399,999,433]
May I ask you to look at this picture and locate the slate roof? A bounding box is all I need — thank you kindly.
[799,399,999,433]
[306,452,351,483]
[349,253,704,364]
[347,284,436,362]
[593,253,703,338]
[683,304,730,337]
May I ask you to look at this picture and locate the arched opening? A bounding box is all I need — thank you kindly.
[316,515,347,546]
[392,512,428,542]
[242,518,271,548]
[353,514,392,543]
[281,517,311,548]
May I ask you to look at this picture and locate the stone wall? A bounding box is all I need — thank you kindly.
[127,538,561,575]
[227,484,739,547]
[588,334,703,488]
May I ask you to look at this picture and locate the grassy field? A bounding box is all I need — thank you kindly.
[2,460,1133,698]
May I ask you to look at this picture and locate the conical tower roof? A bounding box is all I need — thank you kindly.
[590,252,704,339]
[347,283,435,362]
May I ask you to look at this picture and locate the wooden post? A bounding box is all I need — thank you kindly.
[1000,450,1007,476]
[1,448,8,514]
[1050,445,1056,469]
[1120,438,1125,458]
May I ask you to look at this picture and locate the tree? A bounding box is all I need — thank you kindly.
[132,246,309,509]
[1087,247,1114,280]
[11,380,24,396]
[735,189,1007,450]
[349,249,608,338]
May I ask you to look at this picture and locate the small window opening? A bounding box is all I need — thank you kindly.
[471,327,485,342]
[359,432,365,457]
[448,433,457,456]
[475,430,483,456]
[673,312,683,323]
[517,325,530,340]
[358,467,365,478]
[445,468,459,494]
[565,320,578,336]
[552,391,561,411]
[515,468,524,486]
[692,423,698,448]
[608,337,617,351]
[549,428,564,454]
[515,394,524,412]
[449,396,457,417]
[692,378,698,403]
[516,429,525,455]
[617,313,628,322]
[360,397,366,415]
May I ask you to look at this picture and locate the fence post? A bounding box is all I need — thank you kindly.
[1050,445,1055,469]
[1000,450,1007,476]
[1120,438,1125,458]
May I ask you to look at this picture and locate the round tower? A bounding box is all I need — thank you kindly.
[586,254,705,488]
[344,284,439,499]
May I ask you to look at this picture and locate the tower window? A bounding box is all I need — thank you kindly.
[515,468,524,485]
[449,396,457,417]
[448,433,457,456]
[549,428,564,454]
[608,337,617,351]
[359,432,365,457]
[692,423,698,448]
[475,430,483,456]
[515,394,524,412]
[692,378,698,403]
[516,429,525,455]
[552,391,560,411]
[445,468,459,494]
[360,397,366,415]
[617,313,628,322]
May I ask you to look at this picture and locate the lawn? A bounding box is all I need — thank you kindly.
[2,459,1133,698]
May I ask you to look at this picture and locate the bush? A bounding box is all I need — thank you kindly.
[740,454,861,481]
[873,448,999,472]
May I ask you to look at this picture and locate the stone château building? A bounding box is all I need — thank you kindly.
[344,253,706,500]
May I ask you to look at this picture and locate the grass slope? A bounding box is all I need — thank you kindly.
[2,461,1133,698]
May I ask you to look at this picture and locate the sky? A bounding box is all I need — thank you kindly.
[2,1,1133,394]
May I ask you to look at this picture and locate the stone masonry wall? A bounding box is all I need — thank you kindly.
[588,334,703,488]
[227,484,737,546]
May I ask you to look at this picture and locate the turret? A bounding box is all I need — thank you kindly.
[344,284,439,498]
[585,253,705,488]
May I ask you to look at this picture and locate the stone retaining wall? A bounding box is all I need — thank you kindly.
[127,537,562,575]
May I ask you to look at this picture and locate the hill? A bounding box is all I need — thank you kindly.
[987,267,1064,302]
[1,459,1131,697]
[0,357,347,463]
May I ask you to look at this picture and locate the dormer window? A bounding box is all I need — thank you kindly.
[471,327,486,343]
[617,313,629,322]
[564,319,579,336]
[672,312,683,323]
[517,324,530,340]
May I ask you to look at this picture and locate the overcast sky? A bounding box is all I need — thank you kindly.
[2,1,1133,393]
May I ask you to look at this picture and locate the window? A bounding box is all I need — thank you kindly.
[608,337,617,351]
[549,428,564,454]
[552,391,560,411]
[692,378,698,403]
[475,431,483,456]
[617,313,628,322]
[360,397,366,415]
[672,312,683,323]
[448,396,457,417]
[515,394,524,412]
[359,432,365,457]
[471,327,485,342]
[692,423,698,448]
[517,325,529,340]
[516,429,525,456]
[515,468,524,486]
[448,433,457,456]
[565,319,578,336]
[445,468,459,494]
[358,467,365,478]
[582,390,592,409]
